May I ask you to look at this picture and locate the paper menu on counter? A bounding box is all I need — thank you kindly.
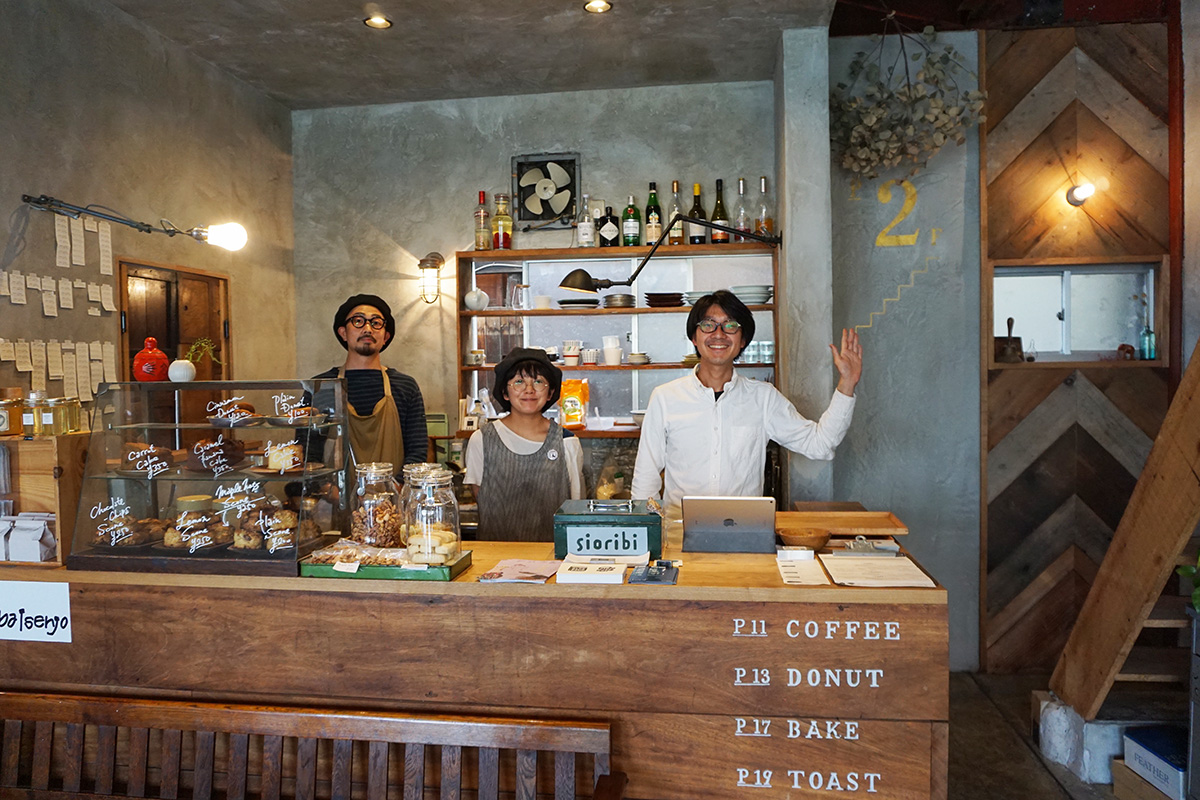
[817,555,936,588]
[776,558,831,586]
[478,559,561,583]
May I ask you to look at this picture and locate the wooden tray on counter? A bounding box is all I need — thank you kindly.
[775,511,908,537]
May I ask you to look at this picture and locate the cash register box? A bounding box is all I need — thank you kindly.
[553,499,662,560]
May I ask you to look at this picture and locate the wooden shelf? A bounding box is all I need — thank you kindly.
[989,357,1165,370]
[1144,595,1190,629]
[463,304,774,317]
[1116,645,1188,683]
[457,242,775,262]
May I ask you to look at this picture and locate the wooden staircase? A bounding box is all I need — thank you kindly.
[1051,345,1200,717]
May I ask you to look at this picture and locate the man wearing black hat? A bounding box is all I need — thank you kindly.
[464,347,584,540]
[311,294,427,470]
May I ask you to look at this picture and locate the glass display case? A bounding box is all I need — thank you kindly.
[68,380,349,576]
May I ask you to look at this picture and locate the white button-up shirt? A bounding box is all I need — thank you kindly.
[631,368,856,509]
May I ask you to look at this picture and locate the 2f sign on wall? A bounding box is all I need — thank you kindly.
[0,581,72,642]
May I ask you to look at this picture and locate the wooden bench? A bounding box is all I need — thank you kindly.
[0,692,627,800]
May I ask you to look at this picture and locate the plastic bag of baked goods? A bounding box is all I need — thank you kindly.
[559,378,588,430]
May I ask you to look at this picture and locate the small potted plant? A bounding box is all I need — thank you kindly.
[169,338,223,382]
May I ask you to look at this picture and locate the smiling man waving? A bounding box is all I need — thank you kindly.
[631,290,861,511]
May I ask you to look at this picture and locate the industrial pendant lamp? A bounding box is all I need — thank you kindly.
[22,194,248,251]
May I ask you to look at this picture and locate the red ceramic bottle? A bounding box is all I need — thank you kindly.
[133,337,169,382]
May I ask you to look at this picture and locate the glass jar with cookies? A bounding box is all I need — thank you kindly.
[350,462,406,548]
[404,466,461,565]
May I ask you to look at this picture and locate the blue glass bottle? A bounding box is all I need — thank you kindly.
[1139,326,1157,361]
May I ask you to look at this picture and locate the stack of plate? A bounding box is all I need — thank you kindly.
[731,284,774,305]
[558,297,601,309]
[681,353,701,367]
[682,291,708,306]
[645,292,684,308]
[603,293,635,308]
[628,352,650,365]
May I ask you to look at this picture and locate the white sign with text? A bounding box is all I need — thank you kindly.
[0,581,72,642]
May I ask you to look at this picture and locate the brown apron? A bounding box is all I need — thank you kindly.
[339,367,405,471]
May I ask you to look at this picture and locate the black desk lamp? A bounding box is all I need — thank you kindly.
[558,213,782,294]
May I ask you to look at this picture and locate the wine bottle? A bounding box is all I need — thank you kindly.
[474,191,490,250]
[710,179,730,244]
[687,183,707,245]
[733,178,751,243]
[598,206,621,247]
[755,176,775,236]
[491,192,513,250]
[576,193,596,247]
[645,182,663,244]
[667,180,685,245]
[622,195,641,246]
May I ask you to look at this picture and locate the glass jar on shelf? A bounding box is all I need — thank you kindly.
[0,397,22,436]
[22,392,46,437]
[350,461,406,547]
[404,466,461,564]
[45,397,71,435]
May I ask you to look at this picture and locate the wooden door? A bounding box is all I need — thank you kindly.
[120,261,231,449]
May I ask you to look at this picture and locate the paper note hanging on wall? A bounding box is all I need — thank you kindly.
[0,271,8,297]
[89,359,104,395]
[90,341,104,362]
[30,342,47,392]
[47,342,63,379]
[100,284,116,312]
[70,216,85,265]
[15,342,32,372]
[86,308,100,317]
[86,284,100,303]
[9,272,26,305]
[98,222,113,276]
[73,279,85,289]
[75,352,92,401]
[58,278,73,309]
[62,352,77,398]
[83,218,98,232]
[41,290,57,317]
[25,274,40,291]
[0,341,13,361]
[102,342,117,383]
[55,216,70,268]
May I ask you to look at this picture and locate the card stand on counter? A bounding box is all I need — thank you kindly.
[67,380,351,577]
[300,550,473,581]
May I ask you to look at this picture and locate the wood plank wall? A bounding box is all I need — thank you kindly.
[982,24,1170,672]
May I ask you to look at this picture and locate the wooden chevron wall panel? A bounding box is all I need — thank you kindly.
[982,23,1170,672]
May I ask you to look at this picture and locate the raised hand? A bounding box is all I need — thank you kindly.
[829,328,863,396]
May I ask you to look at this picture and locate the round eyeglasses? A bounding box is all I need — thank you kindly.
[697,318,742,334]
[508,377,549,391]
[346,315,386,330]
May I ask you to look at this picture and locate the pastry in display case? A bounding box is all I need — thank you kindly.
[68,379,350,576]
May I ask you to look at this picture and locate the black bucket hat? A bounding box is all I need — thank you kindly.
[334,294,395,351]
[493,347,562,413]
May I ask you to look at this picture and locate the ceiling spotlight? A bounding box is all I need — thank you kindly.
[585,0,611,12]
[363,13,391,28]
[1066,183,1095,206]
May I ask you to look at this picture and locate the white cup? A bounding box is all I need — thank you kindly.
[602,335,622,349]
[466,350,485,366]
[563,340,582,356]
[563,355,580,366]
[603,347,622,366]
[533,295,553,309]
[581,348,600,365]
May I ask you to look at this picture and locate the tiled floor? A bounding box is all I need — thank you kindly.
[950,673,1115,800]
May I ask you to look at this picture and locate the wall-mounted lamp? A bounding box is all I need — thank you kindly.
[584,0,612,12]
[559,213,781,294]
[363,3,392,28]
[1066,183,1095,207]
[418,252,445,304]
[22,194,247,251]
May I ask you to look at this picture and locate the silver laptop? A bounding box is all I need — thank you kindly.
[682,496,777,553]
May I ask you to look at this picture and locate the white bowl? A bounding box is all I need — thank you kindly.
[631,410,647,426]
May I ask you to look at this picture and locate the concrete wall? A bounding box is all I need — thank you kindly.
[0,0,294,391]
[292,82,775,416]
[828,33,983,670]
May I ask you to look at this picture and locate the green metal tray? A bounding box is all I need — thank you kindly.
[300,549,472,581]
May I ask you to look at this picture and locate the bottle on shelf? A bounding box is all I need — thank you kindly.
[622,195,641,246]
[710,179,730,244]
[473,191,490,250]
[733,178,751,242]
[687,183,707,245]
[576,193,596,247]
[492,192,513,250]
[598,206,621,247]
[755,176,775,236]
[645,183,663,244]
[667,180,685,245]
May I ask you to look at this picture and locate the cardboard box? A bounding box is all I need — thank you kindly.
[1124,726,1187,800]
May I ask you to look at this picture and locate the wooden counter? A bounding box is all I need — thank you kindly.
[0,535,948,799]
